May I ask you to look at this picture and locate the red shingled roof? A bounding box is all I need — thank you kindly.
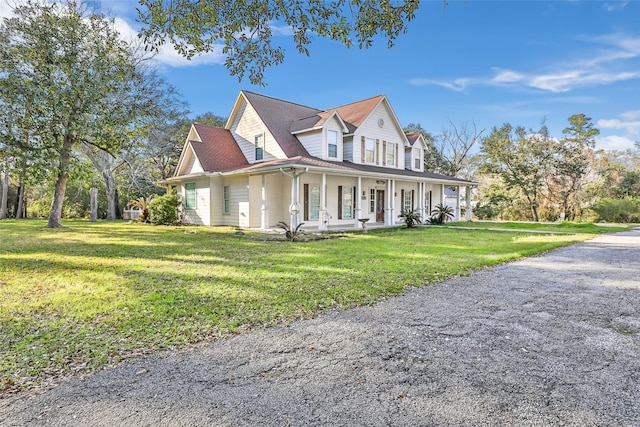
[242,91,317,157]
[405,132,421,146]
[331,95,385,134]
[189,124,249,172]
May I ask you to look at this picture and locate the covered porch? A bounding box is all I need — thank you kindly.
[245,166,474,232]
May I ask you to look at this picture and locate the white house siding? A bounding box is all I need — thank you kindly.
[216,176,249,227]
[353,101,407,169]
[229,99,286,163]
[267,174,289,226]
[209,176,224,226]
[296,130,323,158]
[182,177,211,225]
[178,147,204,176]
[248,175,263,228]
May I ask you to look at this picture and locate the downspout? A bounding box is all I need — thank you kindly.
[280,167,308,229]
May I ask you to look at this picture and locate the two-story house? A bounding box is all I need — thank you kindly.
[162,90,475,230]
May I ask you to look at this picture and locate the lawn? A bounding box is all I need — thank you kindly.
[445,220,629,234]
[0,219,604,394]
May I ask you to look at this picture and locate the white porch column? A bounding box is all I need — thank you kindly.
[441,185,446,209]
[355,176,362,228]
[466,186,472,221]
[280,167,307,229]
[320,173,328,231]
[260,174,268,229]
[455,185,461,221]
[418,182,425,223]
[388,179,396,226]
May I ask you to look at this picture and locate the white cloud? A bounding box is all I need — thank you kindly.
[598,117,640,134]
[620,109,640,120]
[603,1,629,12]
[410,33,640,94]
[597,110,640,151]
[491,69,525,84]
[111,16,225,67]
[0,1,13,20]
[595,134,636,151]
[154,44,226,67]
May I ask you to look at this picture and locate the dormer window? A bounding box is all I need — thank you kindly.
[255,133,264,161]
[414,148,422,169]
[327,130,338,158]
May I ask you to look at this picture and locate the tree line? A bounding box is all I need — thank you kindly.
[407,116,640,223]
[0,0,226,226]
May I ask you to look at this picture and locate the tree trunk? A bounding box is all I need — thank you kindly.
[16,182,26,219]
[90,188,98,222]
[47,134,75,228]
[16,160,27,219]
[103,169,117,220]
[0,162,9,220]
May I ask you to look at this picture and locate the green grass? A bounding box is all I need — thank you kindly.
[0,219,603,393]
[445,220,629,234]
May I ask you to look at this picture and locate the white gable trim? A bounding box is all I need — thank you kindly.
[174,141,203,177]
[174,125,202,177]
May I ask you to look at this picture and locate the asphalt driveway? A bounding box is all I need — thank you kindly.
[1,229,639,426]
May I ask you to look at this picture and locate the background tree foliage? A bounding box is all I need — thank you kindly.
[479,123,556,222]
[138,0,420,85]
[0,0,189,225]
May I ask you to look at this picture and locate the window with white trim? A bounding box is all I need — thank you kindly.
[309,185,320,220]
[185,183,196,209]
[403,190,413,211]
[338,186,354,219]
[223,185,230,214]
[386,142,395,166]
[370,189,375,213]
[327,130,338,158]
[414,148,422,169]
[365,138,375,163]
[255,134,264,161]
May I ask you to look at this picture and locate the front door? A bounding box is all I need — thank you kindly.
[376,190,385,222]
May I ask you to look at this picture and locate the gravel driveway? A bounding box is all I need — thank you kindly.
[1,230,639,427]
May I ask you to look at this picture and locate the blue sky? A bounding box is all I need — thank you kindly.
[2,1,639,151]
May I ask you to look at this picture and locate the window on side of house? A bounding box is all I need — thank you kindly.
[414,148,422,169]
[386,142,395,166]
[255,134,264,161]
[403,189,413,211]
[370,188,375,213]
[365,137,375,163]
[223,185,230,214]
[185,183,196,209]
[338,186,354,219]
[304,184,322,221]
[327,130,338,158]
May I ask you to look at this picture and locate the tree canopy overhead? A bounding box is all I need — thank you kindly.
[138,0,420,85]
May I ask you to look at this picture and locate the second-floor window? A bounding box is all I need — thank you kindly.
[386,142,395,166]
[255,134,264,161]
[365,138,375,163]
[327,130,338,158]
[414,148,422,169]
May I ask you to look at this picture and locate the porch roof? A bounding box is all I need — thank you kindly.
[224,156,476,186]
